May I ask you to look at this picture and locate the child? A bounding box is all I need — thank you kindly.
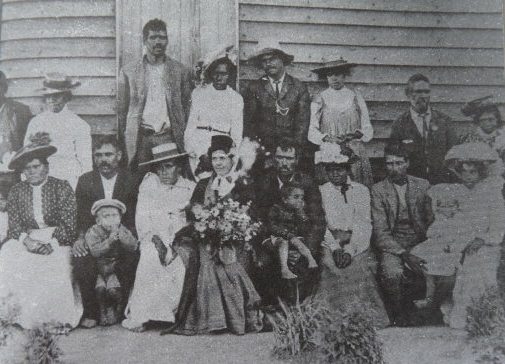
[85,199,138,326]
[268,184,318,279]
[410,184,472,308]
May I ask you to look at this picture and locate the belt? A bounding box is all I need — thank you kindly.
[196,126,230,135]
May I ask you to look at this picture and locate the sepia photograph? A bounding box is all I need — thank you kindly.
[0,0,504,363]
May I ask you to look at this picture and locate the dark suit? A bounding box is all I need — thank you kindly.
[390,108,458,185]
[73,169,139,321]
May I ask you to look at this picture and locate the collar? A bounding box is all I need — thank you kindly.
[100,171,118,181]
[144,52,167,65]
[277,173,294,188]
[268,72,286,87]
[30,176,48,189]
[410,106,431,119]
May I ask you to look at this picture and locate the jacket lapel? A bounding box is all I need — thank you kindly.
[111,170,123,200]
[262,77,276,99]
[383,179,399,227]
[278,74,291,100]
[93,171,105,200]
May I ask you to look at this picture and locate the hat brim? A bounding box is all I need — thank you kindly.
[248,48,294,66]
[36,81,80,96]
[8,145,57,171]
[311,63,358,76]
[91,201,127,216]
[138,152,188,167]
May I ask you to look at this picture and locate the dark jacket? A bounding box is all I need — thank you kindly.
[243,74,310,152]
[1,99,32,152]
[75,169,138,235]
[390,108,458,184]
[269,203,310,241]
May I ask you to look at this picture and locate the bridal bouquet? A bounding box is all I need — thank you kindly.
[191,198,261,250]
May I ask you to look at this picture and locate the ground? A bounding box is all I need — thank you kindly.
[2,325,481,363]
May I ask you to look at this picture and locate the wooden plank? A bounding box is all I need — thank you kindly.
[7,77,116,97]
[2,0,114,21]
[239,4,504,30]
[0,58,116,79]
[240,22,504,49]
[238,0,503,14]
[82,115,117,134]
[1,17,115,40]
[20,96,116,115]
[0,38,115,61]
[239,42,505,67]
[240,64,505,86]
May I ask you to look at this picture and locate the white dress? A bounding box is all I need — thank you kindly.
[122,173,195,329]
[0,184,82,329]
[24,106,92,190]
[184,85,243,176]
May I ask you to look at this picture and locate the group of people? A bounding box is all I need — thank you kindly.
[0,17,504,336]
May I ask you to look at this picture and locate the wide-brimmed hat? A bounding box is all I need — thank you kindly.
[247,39,294,67]
[461,95,499,118]
[138,142,188,168]
[91,198,126,216]
[37,72,81,96]
[314,143,359,165]
[9,132,57,171]
[201,45,237,81]
[444,142,498,165]
[207,135,235,158]
[311,57,357,77]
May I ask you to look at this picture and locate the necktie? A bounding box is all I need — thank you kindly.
[421,114,428,141]
[274,80,280,99]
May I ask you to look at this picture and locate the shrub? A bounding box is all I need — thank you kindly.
[0,294,20,348]
[24,323,64,364]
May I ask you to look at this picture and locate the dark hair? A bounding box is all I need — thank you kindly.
[453,160,488,179]
[204,57,236,84]
[93,134,119,152]
[384,142,409,161]
[150,157,185,173]
[473,105,504,127]
[280,182,304,201]
[318,67,352,80]
[275,138,299,157]
[405,73,430,96]
[143,19,167,41]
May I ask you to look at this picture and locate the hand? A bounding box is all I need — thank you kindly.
[463,238,485,256]
[72,238,89,257]
[330,229,352,246]
[401,252,426,276]
[24,236,53,255]
[333,248,352,269]
[328,135,345,144]
[287,249,301,270]
[321,248,340,276]
[108,227,120,242]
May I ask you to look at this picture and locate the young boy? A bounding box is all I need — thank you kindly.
[268,184,318,279]
[85,199,138,326]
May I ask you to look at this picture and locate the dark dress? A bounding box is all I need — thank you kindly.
[171,175,263,335]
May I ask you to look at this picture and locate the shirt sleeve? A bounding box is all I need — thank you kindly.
[184,89,200,154]
[75,120,93,175]
[308,94,326,145]
[135,174,157,242]
[6,187,25,240]
[231,95,244,148]
[118,225,138,252]
[52,181,78,245]
[355,91,373,143]
[348,186,372,256]
[85,225,111,257]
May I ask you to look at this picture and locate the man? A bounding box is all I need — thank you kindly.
[243,40,311,171]
[117,18,193,173]
[390,73,458,185]
[255,138,325,305]
[72,135,139,328]
[0,71,32,184]
[371,142,433,326]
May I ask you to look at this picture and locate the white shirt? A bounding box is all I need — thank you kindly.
[393,183,408,209]
[100,173,117,200]
[268,72,286,96]
[319,180,372,257]
[143,62,170,132]
[32,179,48,228]
[410,107,431,138]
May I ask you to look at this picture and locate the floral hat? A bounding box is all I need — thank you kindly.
[311,56,357,78]
[314,143,359,165]
[8,132,57,171]
[200,45,237,82]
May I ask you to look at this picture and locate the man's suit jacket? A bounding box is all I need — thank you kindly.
[117,56,193,163]
[75,169,138,235]
[255,169,326,255]
[371,175,433,256]
[2,99,32,152]
[243,74,310,152]
[390,108,458,184]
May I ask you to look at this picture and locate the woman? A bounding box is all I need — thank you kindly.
[308,57,373,186]
[315,143,389,328]
[0,133,82,332]
[171,135,263,335]
[441,142,505,329]
[24,73,92,190]
[184,47,243,179]
[122,143,195,332]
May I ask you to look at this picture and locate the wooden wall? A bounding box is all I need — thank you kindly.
[238,0,505,158]
[0,0,117,134]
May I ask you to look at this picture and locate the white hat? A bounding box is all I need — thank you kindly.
[138,142,188,167]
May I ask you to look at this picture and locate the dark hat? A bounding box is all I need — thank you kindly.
[37,72,81,96]
[8,132,57,171]
[138,142,187,168]
[91,198,127,216]
[207,135,234,157]
[461,95,498,118]
[248,39,294,67]
[311,57,357,77]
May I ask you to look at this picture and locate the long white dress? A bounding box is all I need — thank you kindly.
[24,106,92,190]
[122,173,195,329]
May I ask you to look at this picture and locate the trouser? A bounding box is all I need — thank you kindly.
[73,249,139,320]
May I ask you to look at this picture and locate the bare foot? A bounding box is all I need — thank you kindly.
[79,318,97,329]
[414,297,435,309]
[281,268,297,279]
[307,258,318,269]
[129,325,146,333]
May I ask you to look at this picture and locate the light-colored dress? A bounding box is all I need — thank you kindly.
[184,85,243,177]
[309,87,374,186]
[24,106,92,190]
[461,126,505,177]
[122,173,195,329]
[440,176,505,329]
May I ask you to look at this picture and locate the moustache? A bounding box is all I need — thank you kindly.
[99,163,111,168]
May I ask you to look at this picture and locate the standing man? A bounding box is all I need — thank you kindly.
[371,142,433,326]
[117,18,193,173]
[243,40,311,171]
[390,73,458,185]
[72,135,139,328]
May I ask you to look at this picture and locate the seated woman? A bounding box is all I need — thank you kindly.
[122,143,195,332]
[316,143,389,328]
[170,135,263,335]
[441,142,505,329]
[0,133,82,333]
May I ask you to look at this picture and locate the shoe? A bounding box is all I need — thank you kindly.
[79,318,97,329]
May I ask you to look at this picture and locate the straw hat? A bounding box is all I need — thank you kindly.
[247,39,294,67]
[461,95,499,118]
[91,198,127,216]
[37,72,81,96]
[138,142,188,168]
[444,142,498,164]
[201,45,237,81]
[8,132,57,171]
[314,143,359,165]
[311,57,357,77]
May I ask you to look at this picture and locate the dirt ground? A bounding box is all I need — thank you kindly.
[2,325,480,363]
